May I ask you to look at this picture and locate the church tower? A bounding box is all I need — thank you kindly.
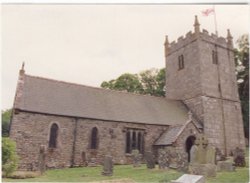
[165,16,245,155]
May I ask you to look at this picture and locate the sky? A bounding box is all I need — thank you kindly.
[1,4,249,110]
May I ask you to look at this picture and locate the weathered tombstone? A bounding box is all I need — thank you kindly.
[102,155,113,176]
[233,147,246,167]
[131,149,141,167]
[188,135,216,177]
[217,161,235,172]
[195,136,208,164]
[171,174,205,183]
[38,145,46,174]
[190,144,198,163]
[145,151,155,169]
[206,145,216,164]
[88,157,97,167]
[81,151,87,166]
[215,147,226,162]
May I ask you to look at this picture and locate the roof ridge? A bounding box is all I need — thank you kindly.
[24,73,174,101]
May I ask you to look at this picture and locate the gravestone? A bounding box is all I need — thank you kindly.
[131,149,141,167]
[171,174,205,183]
[190,144,198,163]
[81,151,87,166]
[88,158,97,167]
[145,151,155,169]
[233,147,245,167]
[188,135,216,177]
[215,148,226,163]
[38,145,46,174]
[102,155,113,176]
[205,145,216,164]
[217,161,235,172]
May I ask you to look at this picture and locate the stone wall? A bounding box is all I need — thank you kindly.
[10,111,168,170]
[165,38,202,100]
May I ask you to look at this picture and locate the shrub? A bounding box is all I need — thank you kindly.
[2,137,19,177]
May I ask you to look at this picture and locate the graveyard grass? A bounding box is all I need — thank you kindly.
[3,164,249,183]
[3,149,249,182]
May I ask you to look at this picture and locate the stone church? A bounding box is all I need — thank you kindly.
[10,16,245,170]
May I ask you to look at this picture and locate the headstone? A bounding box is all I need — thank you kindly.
[233,147,245,167]
[145,151,155,169]
[205,145,215,164]
[189,164,216,177]
[188,135,216,177]
[195,136,208,164]
[131,149,141,167]
[171,174,205,183]
[88,158,97,167]
[217,161,235,172]
[190,144,198,163]
[38,145,46,174]
[102,155,113,176]
[81,151,87,166]
[215,148,226,162]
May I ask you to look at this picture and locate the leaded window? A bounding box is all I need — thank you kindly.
[49,123,59,148]
[90,127,98,149]
[125,129,144,154]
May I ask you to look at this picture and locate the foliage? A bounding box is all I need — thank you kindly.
[101,73,143,94]
[2,109,12,137]
[101,68,165,97]
[235,34,249,139]
[2,137,19,177]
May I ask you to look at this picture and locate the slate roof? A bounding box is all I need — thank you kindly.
[154,120,201,145]
[15,73,190,125]
[154,125,183,145]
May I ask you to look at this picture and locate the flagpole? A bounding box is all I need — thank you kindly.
[213,5,218,36]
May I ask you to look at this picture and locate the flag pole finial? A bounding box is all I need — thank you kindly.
[194,15,200,34]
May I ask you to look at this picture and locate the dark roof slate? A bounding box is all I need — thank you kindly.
[154,125,183,145]
[15,74,189,125]
[154,120,201,145]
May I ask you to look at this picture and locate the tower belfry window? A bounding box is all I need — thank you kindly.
[178,55,184,70]
[212,50,218,64]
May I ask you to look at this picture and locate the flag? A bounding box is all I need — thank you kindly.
[202,8,215,16]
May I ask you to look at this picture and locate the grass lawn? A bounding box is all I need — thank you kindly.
[3,164,249,183]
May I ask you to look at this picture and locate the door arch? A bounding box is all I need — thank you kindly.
[185,136,196,162]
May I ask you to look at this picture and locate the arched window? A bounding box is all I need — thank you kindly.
[126,131,131,153]
[49,123,59,148]
[90,127,98,149]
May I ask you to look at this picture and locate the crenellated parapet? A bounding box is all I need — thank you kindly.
[165,15,234,57]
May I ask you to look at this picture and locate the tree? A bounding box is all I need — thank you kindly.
[2,109,12,137]
[101,68,165,96]
[101,73,144,94]
[2,137,19,177]
[234,34,249,139]
[139,68,165,97]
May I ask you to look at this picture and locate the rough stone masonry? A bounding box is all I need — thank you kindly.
[10,16,245,170]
